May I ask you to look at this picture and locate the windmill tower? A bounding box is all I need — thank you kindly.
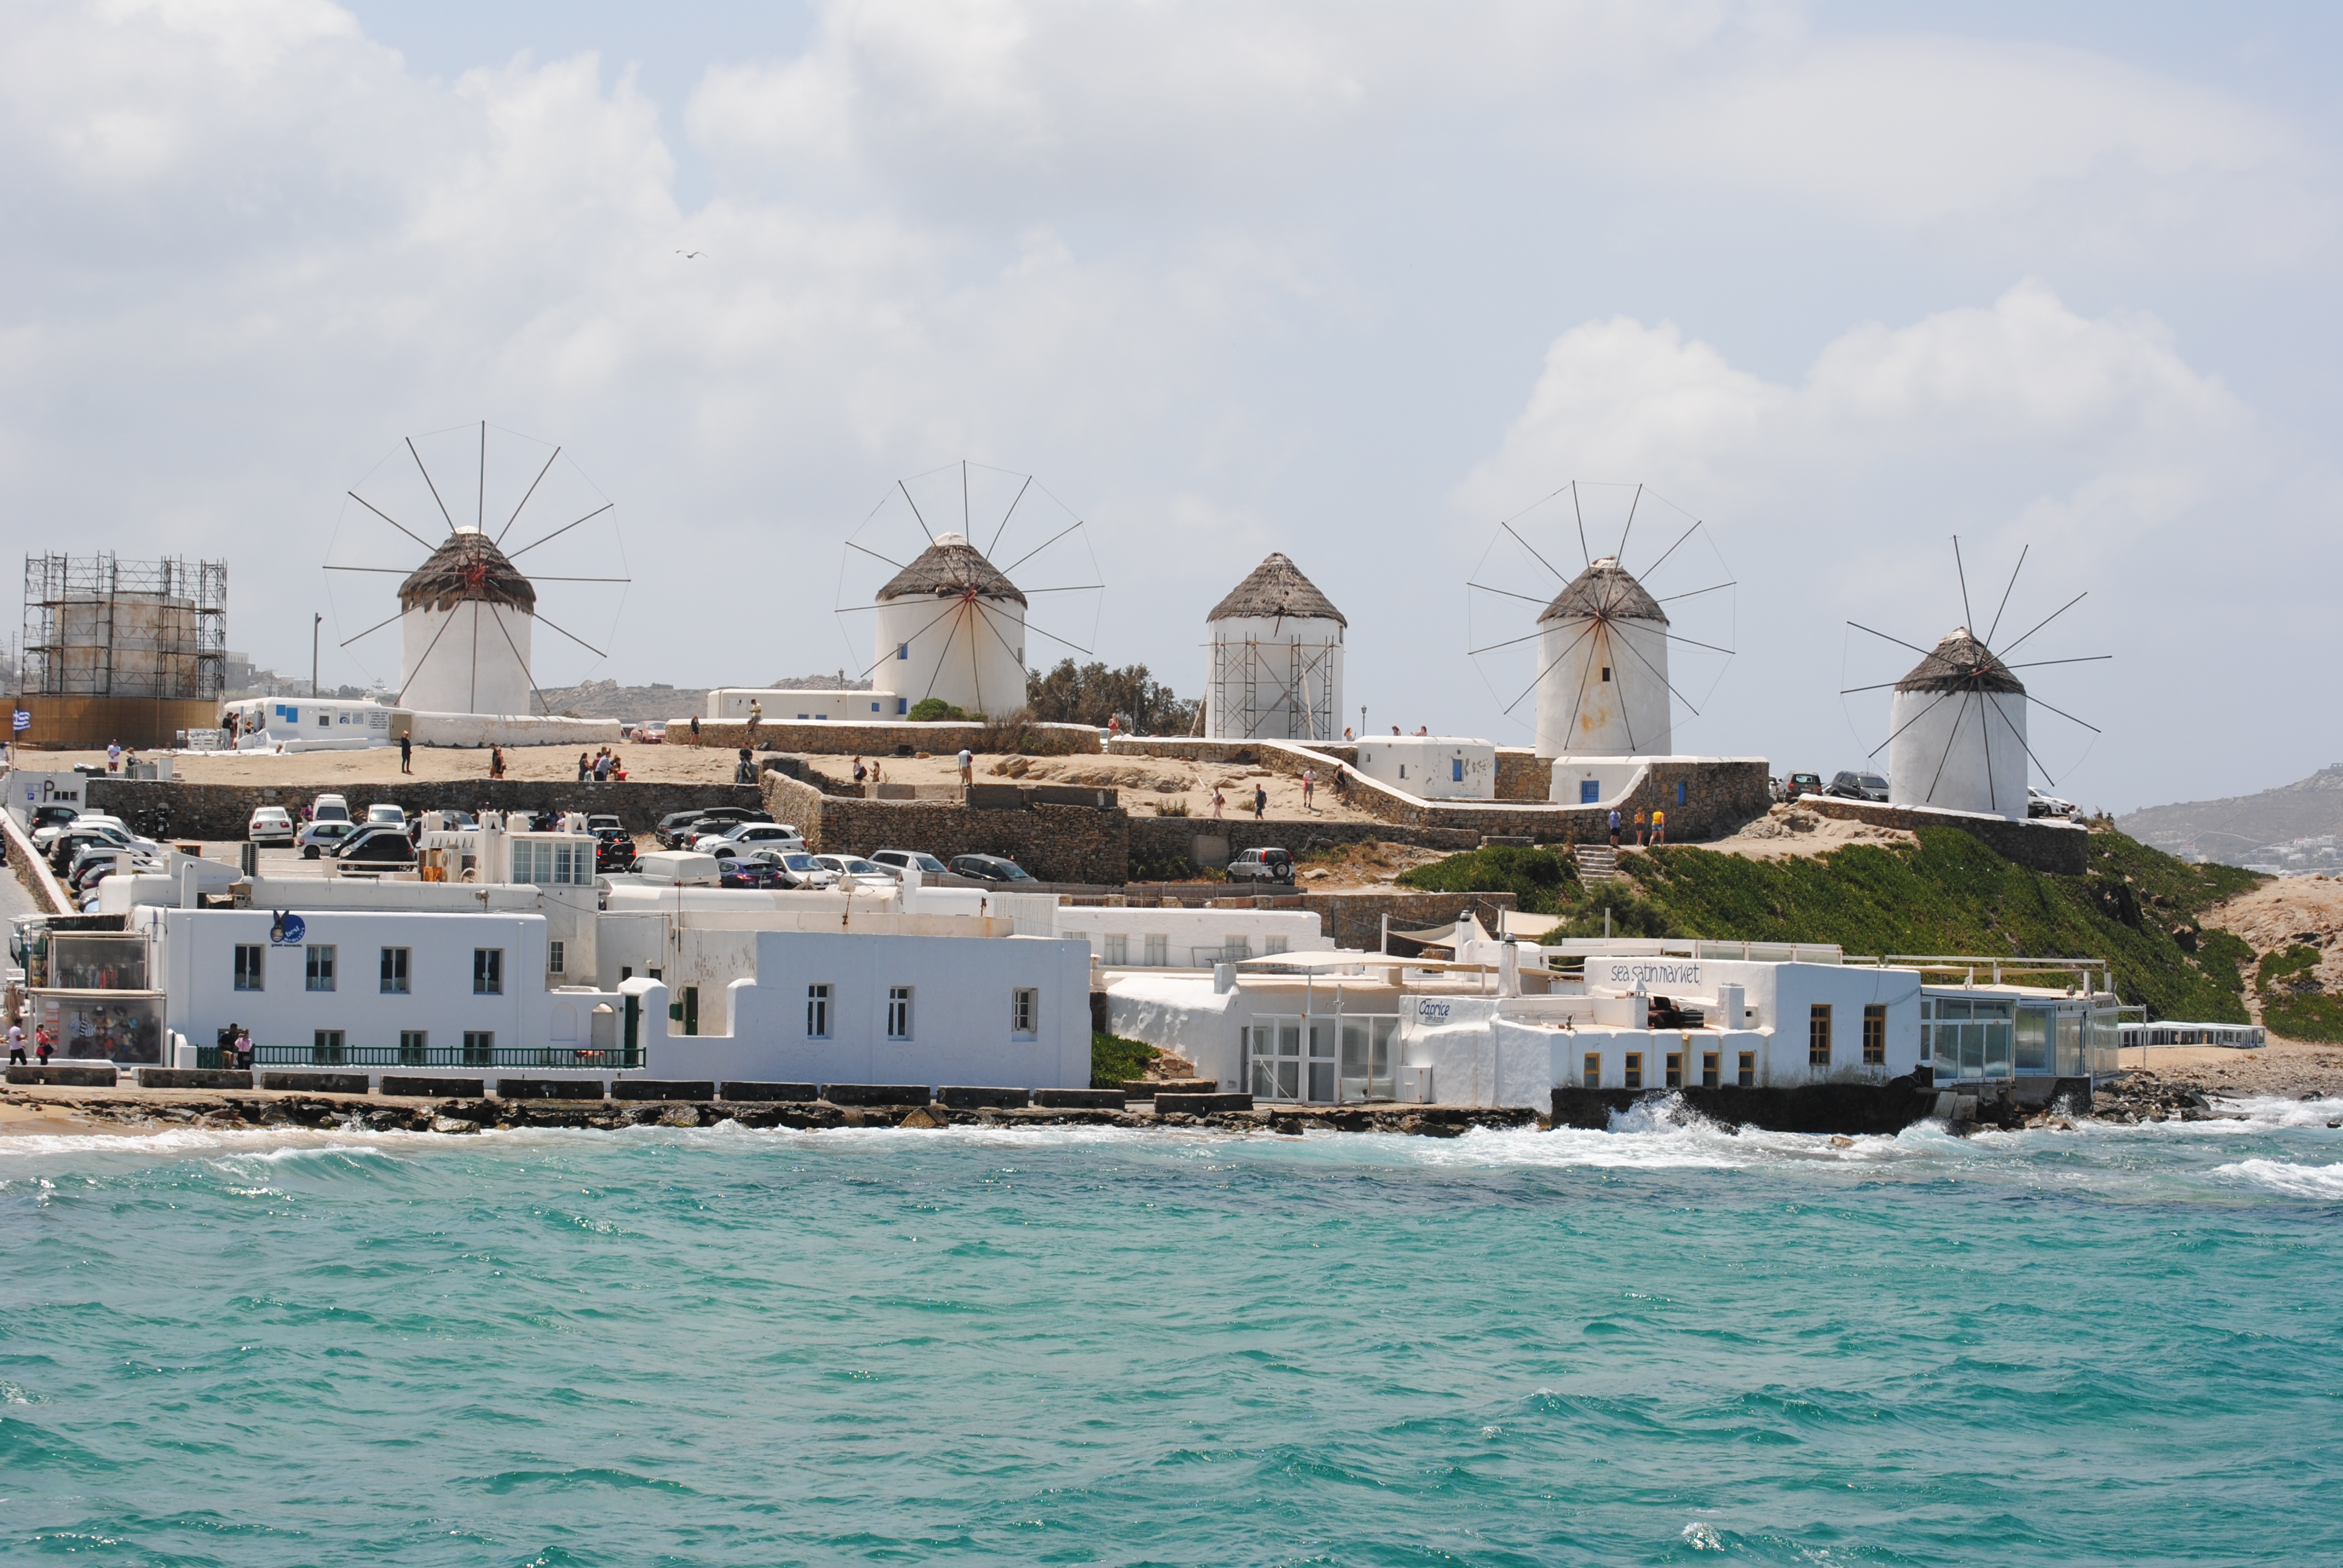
[1204,553,1346,742]
[396,531,536,716]
[1532,556,1671,757]
[1883,628,2027,818]
[871,532,1028,718]
[1845,541,2106,822]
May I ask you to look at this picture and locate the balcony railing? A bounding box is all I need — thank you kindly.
[196,1045,641,1071]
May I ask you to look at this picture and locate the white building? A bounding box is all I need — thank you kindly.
[1204,554,1346,743]
[1887,629,2028,820]
[1053,905,1330,969]
[1353,737,1496,800]
[705,688,902,721]
[1533,557,1673,759]
[871,532,1027,719]
[398,529,537,717]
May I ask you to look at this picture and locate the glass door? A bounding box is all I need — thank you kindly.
[1339,1016,1399,1101]
[1246,1018,1302,1101]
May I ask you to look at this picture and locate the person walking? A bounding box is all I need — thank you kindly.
[1301,768,1316,812]
[490,746,507,780]
[106,739,122,773]
[34,1028,54,1066]
[957,746,974,791]
[1608,808,1621,849]
[1651,806,1666,846]
[577,751,590,782]
[6,1020,25,1065]
[689,714,701,746]
[1253,784,1267,821]
[853,756,868,786]
[399,733,413,774]
[1211,787,1225,820]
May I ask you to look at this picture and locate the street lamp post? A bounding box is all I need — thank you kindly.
[312,613,323,697]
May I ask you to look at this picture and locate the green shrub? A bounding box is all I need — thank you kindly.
[908,698,968,723]
[1092,1031,1159,1088]
[1395,844,1578,914]
[1153,799,1191,817]
[2258,945,2343,1042]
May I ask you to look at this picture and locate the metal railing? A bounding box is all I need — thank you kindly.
[196,1045,641,1071]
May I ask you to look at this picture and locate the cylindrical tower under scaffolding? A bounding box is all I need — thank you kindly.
[1204,554,1346,743]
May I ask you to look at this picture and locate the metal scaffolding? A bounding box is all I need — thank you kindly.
[1208,632,1340,743]
[21,553,226,700]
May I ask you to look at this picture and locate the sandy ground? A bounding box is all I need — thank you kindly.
[0,1094,113,1135]
[1703,801,1918,861]
[27,743,747,787]
[2114,1040,2343,1100]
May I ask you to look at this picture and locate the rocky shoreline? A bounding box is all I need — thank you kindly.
[0,1086,1539,1139]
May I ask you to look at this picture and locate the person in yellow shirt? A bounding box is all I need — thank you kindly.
[1651,806,1666,845]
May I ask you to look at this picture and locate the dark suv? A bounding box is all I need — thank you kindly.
[1225,847,1296,885]
[1824,770,1890,802]
[949,854,1035,883]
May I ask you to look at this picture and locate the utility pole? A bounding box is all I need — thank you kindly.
[1359,704,1366,739]
[312,613,322,697]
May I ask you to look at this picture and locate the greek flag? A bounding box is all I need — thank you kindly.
[10,711,26,733]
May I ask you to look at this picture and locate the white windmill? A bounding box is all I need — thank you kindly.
[1842,541,2107,820]
[835,462,1103,719]
[1467,482,1736,781]
[326,423,628,717]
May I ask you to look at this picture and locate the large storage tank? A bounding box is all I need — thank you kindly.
[18,554,225,747]
[1205,554,1346,743]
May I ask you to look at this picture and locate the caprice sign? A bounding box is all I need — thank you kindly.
[1598,961,1702,987]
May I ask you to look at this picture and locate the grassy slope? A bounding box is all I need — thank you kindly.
[1401,828,2263,1024]
[1092,1031,1160,1088]
[2256,947,2343,1043]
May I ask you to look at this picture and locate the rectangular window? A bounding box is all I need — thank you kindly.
[1224,936,1251,961]
[1580,779,1600,803]
[1451,757,1464,782]
[313,1028,345,1063]
[887,985,912,1040]
[1738,1050,1756,1088]
[1863,1004,1887,1065]
[1143,933,1168,967]
[398,1029,427,1065]
[1702,1051,1720,1088]
[807,984,831,1038]
[1624,1052,1643,1090]
[1665,1051,1683,1088]
[1265,935,1289,955]
[233,944,263,991]
[304,944,335,992]
[380,946,410,995]
[1676,780,1686,806]
[896,697,908,715]
[897,643,909,660]
[473,948,503,996]
[462,1030,493,1065]
[1582,1051,1600,1089]
[1012,988,1037,1037]
[1103,933,1129,966]
[547,940,565,976]
[1809,1004,1832,1067]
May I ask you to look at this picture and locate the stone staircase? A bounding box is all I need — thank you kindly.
[1573,843,1624,883]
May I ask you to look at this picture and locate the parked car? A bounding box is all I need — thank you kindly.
[2028,788,2079,820]
[586,814,623,834]
[948,853,1035,884]
[1824,771,1890,802]
[593,828,638,872]
[753,851,837,889]
[35,809,122,854]
[69,843,156,889]
[366,803,407,827]
[26,804,78,844]
[248,806,297,846]
[52,823,147,872]
[333,825,418,869]
[1225,846,1297,885]
[867,849,950,880]
[638,721,666,744]
[720,857,790,889]
[312,793,352,825]
[298,820,361,859]
[1783,773,1824,802]
[716,822,806,853]
[811,854,897,889]
[657,806,770,848]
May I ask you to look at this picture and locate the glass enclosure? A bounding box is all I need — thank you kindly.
[34,991,164,1063]
[1925,992,2120,1081]
[23,932,149,991]
[1245,1013,1400,1103]
[1920,995,2014,1082]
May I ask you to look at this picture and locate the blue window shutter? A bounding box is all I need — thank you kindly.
[1581,779,1600,803]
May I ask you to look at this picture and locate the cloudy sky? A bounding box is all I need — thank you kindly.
[4,1,2337,811]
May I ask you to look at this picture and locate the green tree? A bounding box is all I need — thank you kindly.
[1025,659,1199,734]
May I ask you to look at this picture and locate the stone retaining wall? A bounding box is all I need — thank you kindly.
[1125,814,1480,875]
[85,777,762,839]
[1794,797,2090,874]
[1495,748,1550,803]
[759,769,1129,884]
[675,719,1101,757]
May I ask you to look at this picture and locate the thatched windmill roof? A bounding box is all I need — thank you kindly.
[1538,558,1666,626]
[1208,553,1346,626]
[398,531,536,615]
[1896,629,2025,693]
[876,532,1026,607]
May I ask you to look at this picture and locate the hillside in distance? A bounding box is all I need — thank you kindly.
[536,673,871,720]
[2117,765,2343,869]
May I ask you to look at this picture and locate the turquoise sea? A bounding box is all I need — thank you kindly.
[2,1098,2340,1566]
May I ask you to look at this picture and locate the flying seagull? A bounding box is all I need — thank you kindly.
[676,249,706,259]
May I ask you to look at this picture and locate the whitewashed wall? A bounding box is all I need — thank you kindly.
[1353,738,1497,800]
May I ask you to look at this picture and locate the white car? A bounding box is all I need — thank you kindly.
[312,793,352,825]
[867,849,949,880]
[721,822,808,852]
[367,803,407,827]
[2028,788,2079,820]
[249,806,296,845]
[811,854,899,890]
